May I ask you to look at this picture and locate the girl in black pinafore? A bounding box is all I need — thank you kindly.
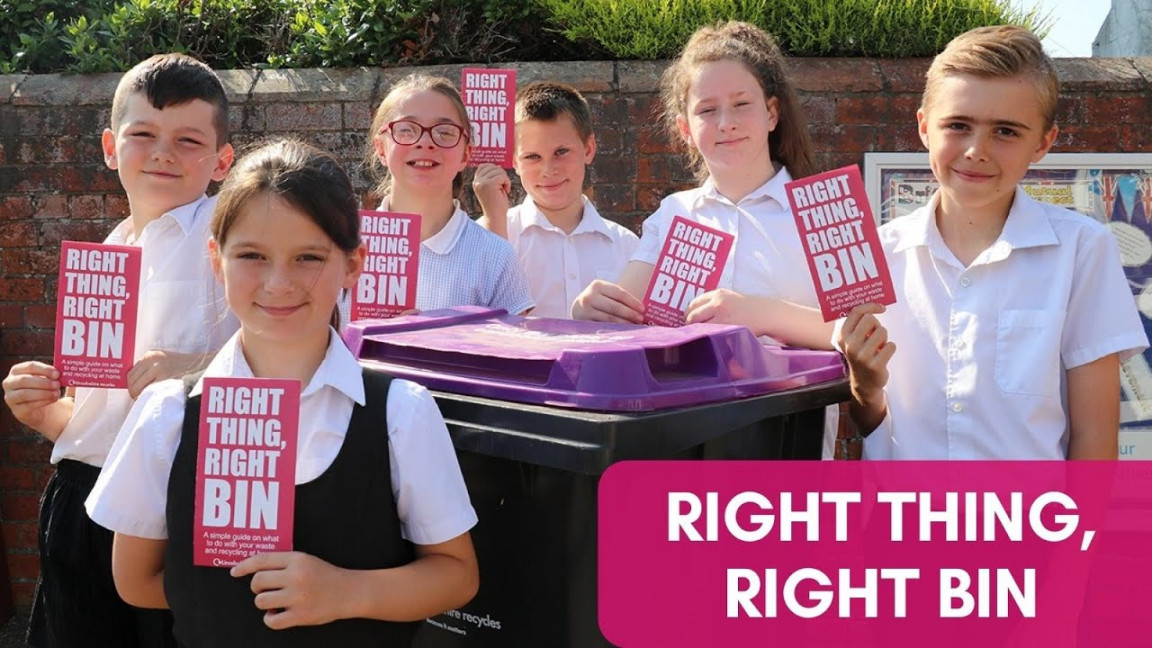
[85,139,480,647]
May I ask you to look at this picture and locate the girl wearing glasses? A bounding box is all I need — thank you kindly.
[362,74,534,316]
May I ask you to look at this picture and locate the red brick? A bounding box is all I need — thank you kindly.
[33,194,68,220]
[24,305,57,329]
[0,467,36,490]
[3,330,55,356]
[1054,96,1086,126]
[589,184,635,212]
[0,493,41,521]
[105,194,129,219]
[56,167,121,192]
[585,95,629,124]
[628,95,661,123]
[877,58,933,93]
[637,127,674,154]
[594,128,624,156]
[3,248,59,275]
[0,277,45,301]
[810,124,876,154]
[835,95,919,126]
[1052,125,1122,152]
[1,196,34,220]
[589,156,636,184]
[39,221,113,246]
[789,59,882,93]
[0,305,22,329]
[1084,95,1152,125]
[2,522,39,553]
[70,194,105,220]
[1121,124,1152,151]
[800,95,836,130]
[876,123,924,152]
[11,580,37,608]
[5,439,51,464]
[6,553,40,580]
[0,221,37,247]
[264,103,341,132]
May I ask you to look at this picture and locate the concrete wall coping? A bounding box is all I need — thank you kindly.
[5,57,1150,107]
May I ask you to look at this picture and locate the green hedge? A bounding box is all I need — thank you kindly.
[2,0,1048,74]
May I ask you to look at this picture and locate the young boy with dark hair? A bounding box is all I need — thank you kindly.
[472,81,638,318]
[839,25,1147,459]
[2,53,239,646]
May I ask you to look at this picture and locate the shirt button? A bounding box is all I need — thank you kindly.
[955,340,965,349]
[952,402,963,413]
[959,277,971,287]
[568,273,577,280]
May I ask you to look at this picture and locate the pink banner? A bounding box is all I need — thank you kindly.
[193,377,300,568]
[53,240,141,388]
[351,210,420,321]
[462,68,516,167]
[787,165,896,321]
[600,461,1152,647]
[642,216,733,327]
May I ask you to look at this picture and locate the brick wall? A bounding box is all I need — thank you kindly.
[2,57,1150,608]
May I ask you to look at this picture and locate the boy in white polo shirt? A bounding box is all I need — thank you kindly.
[838,26,1147,459]
[1,53,239,646]
[472,82,638,318]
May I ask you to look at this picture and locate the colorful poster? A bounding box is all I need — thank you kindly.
[461,68,516,167]
[351,210,421,321]
[52,241,141,388]
[787,165,896,321]
[194,377,300,568]
[642,216,733,327]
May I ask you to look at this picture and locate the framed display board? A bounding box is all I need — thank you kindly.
[864,152,1152,459]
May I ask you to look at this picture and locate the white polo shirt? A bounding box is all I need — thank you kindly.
[52,195,239,467]
[632,168,818,307]
[507,195,638,319]
[633,170,838,458]
[86,329,478,546]
[855,189,1147,460]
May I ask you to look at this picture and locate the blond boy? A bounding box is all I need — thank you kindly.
[840,26,1146,459]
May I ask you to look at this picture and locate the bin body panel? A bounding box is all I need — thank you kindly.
[348,309,849,646]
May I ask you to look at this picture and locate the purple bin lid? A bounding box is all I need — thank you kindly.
[343,306,845,412]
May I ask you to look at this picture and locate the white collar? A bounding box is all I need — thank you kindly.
[190,328,366,405]
[379,198,469,255]
[109,194,210,244]
[697,166,793,210]
[893,189,1059,263]
[519,195,614,239]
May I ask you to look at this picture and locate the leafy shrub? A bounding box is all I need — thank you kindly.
[541,0,1052,59]
[1,0,1050,73]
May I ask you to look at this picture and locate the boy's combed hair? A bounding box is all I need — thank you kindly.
[660,21,816,181]
[213,139,359,254]
[515,82,594,142]
[110,53,229,147]
[923,25,1059,130]
[365,74,473,199]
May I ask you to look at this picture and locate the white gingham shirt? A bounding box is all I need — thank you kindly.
[341,201,534,324]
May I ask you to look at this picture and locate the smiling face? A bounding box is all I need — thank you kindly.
[210,192,362,356]
[918,73,1058,221]
[102,92,233,221]
[676,59,777,184]
[513,116,595,221]
[373,89,472,198]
